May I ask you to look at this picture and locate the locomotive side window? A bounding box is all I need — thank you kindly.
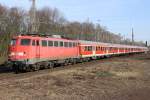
[20,39,31,46]
[48,41,53,47]
[32,40,36,46]
[54,41,59,47]
[64,42,68,47]
[60,41,64,47]
[42,40,47,47]
[10,39,17,46]
[73,43,76,47]
[69,42,72,47]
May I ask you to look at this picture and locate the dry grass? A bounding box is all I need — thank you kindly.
[0,56,6,64]
[0,53,150,100]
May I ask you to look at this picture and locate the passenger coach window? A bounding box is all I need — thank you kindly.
[20,39,31,46]
[48,41,53,46]
[88,46,92,51]
[96,47,99,51]
[42,40,47,47]
[85,46,88,51]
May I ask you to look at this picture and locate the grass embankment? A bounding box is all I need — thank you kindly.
[0,56,7,64]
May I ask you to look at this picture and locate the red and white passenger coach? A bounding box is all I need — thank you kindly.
[8,34,149,72]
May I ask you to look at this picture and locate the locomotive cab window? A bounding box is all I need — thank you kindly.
[20,39,31,46]
[42,40,47,47]
[10,39,17,46]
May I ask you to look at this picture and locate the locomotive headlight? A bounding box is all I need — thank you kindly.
[17,52,24,56]
[9,52,26,57]
[9,52,25,56]
[10,52,15,56]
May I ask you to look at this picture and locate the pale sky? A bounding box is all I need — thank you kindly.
[0,0,150,42]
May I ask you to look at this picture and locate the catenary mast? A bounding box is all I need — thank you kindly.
[132,28,134,45]
[29,0,37,33]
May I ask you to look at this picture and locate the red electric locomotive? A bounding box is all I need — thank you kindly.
[9,34,79,72]
[8,34,149,73]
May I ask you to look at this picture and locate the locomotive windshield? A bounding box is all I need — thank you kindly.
[10,39,17,46]
[20,39,31,46]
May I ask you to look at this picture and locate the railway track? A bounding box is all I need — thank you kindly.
[0,53,145,85]
[0,58,107,83]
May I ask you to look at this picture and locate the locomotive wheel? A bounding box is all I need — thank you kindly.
[48,62,54,69]
[79,58,83,63]
[72,59,77,64]
[64,60,69,66]
[69,59,76,65]
[83,58,89,62]
[24,65,32,72]
[32,64,40,71]
[13,64,19,74]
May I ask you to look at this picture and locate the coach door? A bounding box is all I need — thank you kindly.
[36,40,40,58]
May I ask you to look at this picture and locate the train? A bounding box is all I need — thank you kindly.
[8,34,149,73]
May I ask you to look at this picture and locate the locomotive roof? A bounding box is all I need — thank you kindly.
[16,34,78,42]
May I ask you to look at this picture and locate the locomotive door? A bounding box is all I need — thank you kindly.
[36,40,40,58]
[93,46,96,56]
